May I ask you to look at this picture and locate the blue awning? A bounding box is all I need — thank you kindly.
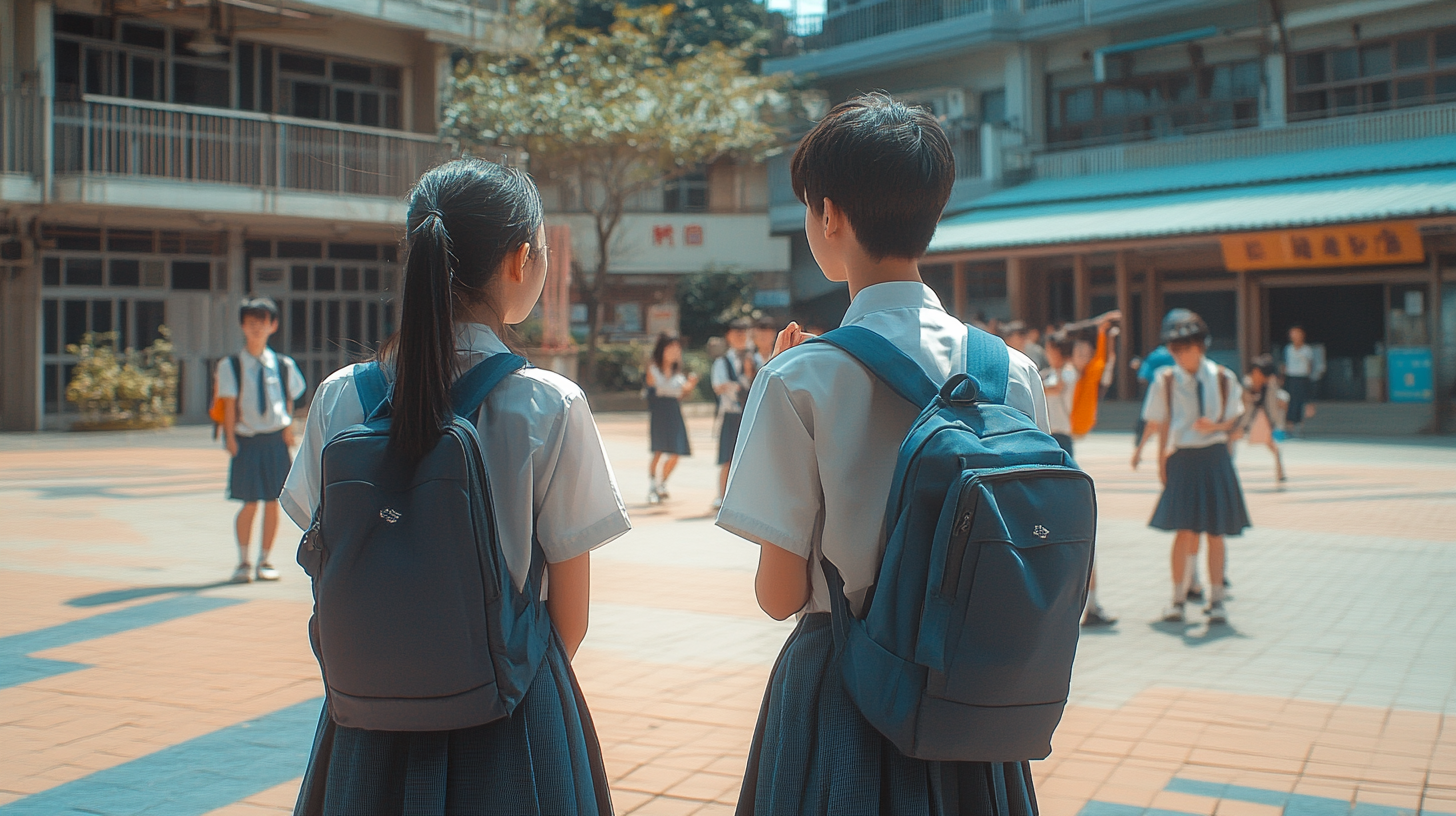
[928,138,1456,255]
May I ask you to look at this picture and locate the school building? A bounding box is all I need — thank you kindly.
[768,0,1456,432]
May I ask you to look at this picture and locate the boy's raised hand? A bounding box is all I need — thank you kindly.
[771,322,816,361]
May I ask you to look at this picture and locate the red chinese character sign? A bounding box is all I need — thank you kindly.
[653,225,674,246]
[684,224,704,246]
[1221,221,1424,272]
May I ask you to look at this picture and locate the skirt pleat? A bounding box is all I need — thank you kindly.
[228,431,292,502]
[293,633,611,816]
[1150,444,1251,536]
[737,614,1039,816]
[648,394,692,456]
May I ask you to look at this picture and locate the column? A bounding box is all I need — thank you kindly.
[1073,253,1091,321]
[1431,252,1447,433]
[1115,251,1132,400]
[1262,51,1288,129]
[1236,270,1251,371]
[0,229,41,430]
[1004,44,1047,149]
[1142,264,1160,358]
[953,261,968,321]
[1006,257,1026,321]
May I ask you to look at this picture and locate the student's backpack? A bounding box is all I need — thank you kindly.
[811,325,1096,762]
[296,354,553,731]
[209,354,298,440]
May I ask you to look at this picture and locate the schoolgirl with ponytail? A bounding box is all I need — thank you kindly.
[281,158,629,814]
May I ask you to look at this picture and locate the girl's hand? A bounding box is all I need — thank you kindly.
[771,322,816,361]
[1130,448,1141,470]
[1158,456,1168,486]
[1192,417,1219,434]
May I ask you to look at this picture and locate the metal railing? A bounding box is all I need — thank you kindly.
[8,93,453,198]
[1029,100,1456,180]
[790,0,1077,51]
[1,90,42,176]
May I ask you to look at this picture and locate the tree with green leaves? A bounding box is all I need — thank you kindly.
[445,2,790,385]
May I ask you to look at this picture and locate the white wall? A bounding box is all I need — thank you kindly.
[553,213,789,275]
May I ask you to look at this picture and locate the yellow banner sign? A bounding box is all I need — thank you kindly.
[1221,221,1425,272]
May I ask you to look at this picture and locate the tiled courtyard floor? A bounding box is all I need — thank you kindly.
[2,412,1455,815]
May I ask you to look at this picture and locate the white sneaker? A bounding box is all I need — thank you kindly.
[230,563,253,584]
[656,482,670,499]
[647,484,661,505]
[1204,601,1228,625]
[256,562,280,581]
[1161,602,1186,623]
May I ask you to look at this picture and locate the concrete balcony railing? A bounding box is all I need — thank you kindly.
[1022,101,1456,181]
[53,95,453,197]
[789,0,1076,52]
[2,92,454,207]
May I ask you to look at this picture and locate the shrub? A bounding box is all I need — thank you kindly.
[584,341,648,393]
[66,329,178,428]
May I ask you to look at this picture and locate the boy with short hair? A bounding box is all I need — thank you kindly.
[710,317,755,508]
[716,93,1049,814]
[217,297,305,583]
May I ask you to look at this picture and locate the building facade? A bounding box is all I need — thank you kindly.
[767,0,1456,431]
[0,0,521,429]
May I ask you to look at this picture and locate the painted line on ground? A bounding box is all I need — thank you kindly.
[0,697,322,816]
[0,595,244,689]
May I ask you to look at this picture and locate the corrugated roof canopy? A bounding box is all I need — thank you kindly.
[928,136,1456,255]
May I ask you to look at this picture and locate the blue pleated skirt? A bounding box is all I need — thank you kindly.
[292,633,611,816]
[228,430,291,502]
[737,614,1040,816]
[1150,444,1251,536]
[648,392,692,456]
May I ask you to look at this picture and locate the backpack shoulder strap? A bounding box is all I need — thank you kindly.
[1164,367,1175,420]
[230,355,242,393]
[450,353,531,420]
[278,354,299,415]
[353,361,390,419]
[811,325,939,409]
[963,324,1009,406]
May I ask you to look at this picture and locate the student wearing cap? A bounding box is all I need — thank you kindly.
[711,317,756,508]
[1133,309,1249,625]
[217,297,306,584]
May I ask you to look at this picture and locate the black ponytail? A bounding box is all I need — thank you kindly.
[385,158,543,460]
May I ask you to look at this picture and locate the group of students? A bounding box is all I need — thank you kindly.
[204,93,1071,816]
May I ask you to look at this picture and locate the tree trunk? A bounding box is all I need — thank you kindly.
[580,220,615,388]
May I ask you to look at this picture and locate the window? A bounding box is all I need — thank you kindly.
[277,50,401,128]
[664,172,708,212]
[1290,26,1456,121]
[1049,60,1261,149]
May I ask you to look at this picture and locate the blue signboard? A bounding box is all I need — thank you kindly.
[1387,346,1433,403]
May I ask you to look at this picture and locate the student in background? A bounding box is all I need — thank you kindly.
[711,317,756,509]
[282,159,627,814]
[1235,353,1288,484]
[645,333,697,504]
[1282,325,1320,436]
[752,318,778,368]
[1134,310,1248,626]
[718,94,1047,815]
[217,297,305,585]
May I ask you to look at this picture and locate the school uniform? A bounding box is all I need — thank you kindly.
[1042,362,1077,457]
[647,364,693,456]
[711,348,752,465]
[216,349,305,503]
[717,281,1048,816]
[1284,344,1317,426]
[1142,359,1251,536]
[281,323,629,816]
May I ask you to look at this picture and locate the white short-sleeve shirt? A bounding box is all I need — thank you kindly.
[215,348,306,437]
[710,349,753,414]
[1141,358,1245,452]
[1042,362,1077,436]
[1284,344,1316,378]
[281,323,631,590]
[715,281,1050,616]
[649,365,689,399]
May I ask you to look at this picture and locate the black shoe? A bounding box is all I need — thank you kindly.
[1082,609,1118,627]
[1186,586,1205,603]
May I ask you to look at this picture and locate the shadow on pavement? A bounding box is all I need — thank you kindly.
[67,582,234,607]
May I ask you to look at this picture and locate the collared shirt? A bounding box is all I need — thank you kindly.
[1285,344,1316,378]
[1042,362,1077,436]
[216,348,306,437]
[710,348,752,414]
[648,365,689,399]
[716,281,1050,616]
[281,323,630,590]
[1141,358,1245,452]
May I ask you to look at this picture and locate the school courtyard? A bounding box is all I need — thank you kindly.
[1,415,1455,816]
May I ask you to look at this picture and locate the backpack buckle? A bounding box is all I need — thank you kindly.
[939,373,982,406]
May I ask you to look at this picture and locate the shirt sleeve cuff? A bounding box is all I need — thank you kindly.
[280,491,311,532]
[715,509,813,560]
[540,511,632,564]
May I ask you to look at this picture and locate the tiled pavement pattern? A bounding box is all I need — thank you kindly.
[2,414,1455,815]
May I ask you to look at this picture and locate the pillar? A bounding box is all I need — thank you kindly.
[1072,253,1090,321]
[1236,270,1251,371]
[953,261,968,320]
[1431,252,1447,433]
[1006,257,1026,321]
[1004,44,1047,149]
[1115,250,1132,400]
[1142,264,1160,358]
[0,230,40,430]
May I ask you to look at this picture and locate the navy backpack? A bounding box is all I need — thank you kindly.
[297,354,553,731]
[811,325,1096,762]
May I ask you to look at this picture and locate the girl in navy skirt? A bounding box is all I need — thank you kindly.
[645,333,697,504]
[1133,309,1249,626]
[281,159,630,815]
[716,94,1046,816]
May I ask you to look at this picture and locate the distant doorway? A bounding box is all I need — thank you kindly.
[1266,284,1383,401]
